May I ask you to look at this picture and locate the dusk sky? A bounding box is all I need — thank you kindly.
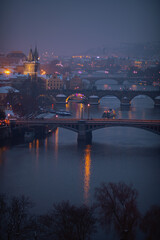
[1,0,160,55]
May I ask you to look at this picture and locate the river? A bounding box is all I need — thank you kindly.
[0,92,160,239]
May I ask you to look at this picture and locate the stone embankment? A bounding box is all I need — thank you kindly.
[0,126,11,140]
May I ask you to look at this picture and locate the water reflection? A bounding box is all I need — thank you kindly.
[45,138,48,152]
[54,128,59,160]
[66,103,70,112]
[0,146,8,166]
[0,96,159,226]
[128,110,132,119]
[84,144,91,204]
[36,139,39,167]
[67,102,83,119]
[77,103,82,118]
[32,139,35,148]
[29,142,32,151]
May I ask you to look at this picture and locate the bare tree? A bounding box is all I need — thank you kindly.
[95,182,140,240]
[0,110,6,120]
[37,213,56,240]
[140,205,160,240]
[7,195,34,240]
[38,201,96,240]
[71,204,96,240]
[0,194,8,240]
[52,201,76,240]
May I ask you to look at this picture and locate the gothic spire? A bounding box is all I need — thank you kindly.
[33,46,39,61]
[28,48,33,61]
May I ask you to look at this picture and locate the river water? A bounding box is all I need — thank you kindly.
[0,85,160,239]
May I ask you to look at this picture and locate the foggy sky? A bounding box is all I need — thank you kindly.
[0,0,160,55]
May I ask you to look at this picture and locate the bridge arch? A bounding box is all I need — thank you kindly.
[155,96,160,99]
[66,93,88,103]
[85,124,160,136]
[94,78,118,86]
[123,80,130,85]
[130,94,154,106]
[154,96,160,107]
[99,95,121,106]
[82,76,126,85]
[55,123,160,141]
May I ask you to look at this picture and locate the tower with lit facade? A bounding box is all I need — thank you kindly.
[24,47,40,77]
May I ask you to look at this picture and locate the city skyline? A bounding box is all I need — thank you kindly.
[1,0,160,55]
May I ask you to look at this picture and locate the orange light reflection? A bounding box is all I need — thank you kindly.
[84,145,91,204]
[66,103,70,111]
[55,128,59,159]
[29,142,32,151]
[0,146,8,166]
[36,139,39,167]
[45,138,48,152]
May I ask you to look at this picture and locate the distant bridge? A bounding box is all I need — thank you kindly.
[14,118,160,143]
[80,73,153,85]
[52,89,160,106]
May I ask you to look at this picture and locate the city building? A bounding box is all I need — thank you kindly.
[0,51,27,67]
[0,74,11,87]
[0,86,19,109]
[46,73,63,90]
[70,75,82,90]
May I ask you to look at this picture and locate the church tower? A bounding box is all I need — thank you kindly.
[33,46,39,61]
[24,46,40,77]
[28,48,33,61]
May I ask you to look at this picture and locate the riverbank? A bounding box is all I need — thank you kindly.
[0,125,56,146]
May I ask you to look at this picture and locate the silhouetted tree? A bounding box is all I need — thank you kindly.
[95,182,140,240]
[70,204,96,240]
[0,194,8,240]
[0,110,6,120]
[4,89,17,107]
[38,201,96,240]
[7,195,34,240]
[38,213,56,239]
[0,195,35,240]
[140,205,160,240]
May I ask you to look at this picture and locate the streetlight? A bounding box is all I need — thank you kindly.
[87,104,90,119]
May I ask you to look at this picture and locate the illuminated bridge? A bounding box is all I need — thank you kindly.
[14,118,160,143]
[52,89,160,106]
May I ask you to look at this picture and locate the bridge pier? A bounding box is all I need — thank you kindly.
[154,98,160,107]
[77,131,92,144]
[88,95,99,105]
[55,94,67,104]
[77,120,92,143]
[120,97,131,106]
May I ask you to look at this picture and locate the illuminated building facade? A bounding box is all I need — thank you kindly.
[24,47,40,76]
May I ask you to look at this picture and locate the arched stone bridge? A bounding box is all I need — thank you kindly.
[52,89,160,106]
[80,73,152,85]
[15,118,160,144]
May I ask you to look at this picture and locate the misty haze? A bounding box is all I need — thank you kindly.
[0,0,160,240]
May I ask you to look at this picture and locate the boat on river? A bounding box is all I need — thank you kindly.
[56,110,72,116]
[102,108,116,118]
